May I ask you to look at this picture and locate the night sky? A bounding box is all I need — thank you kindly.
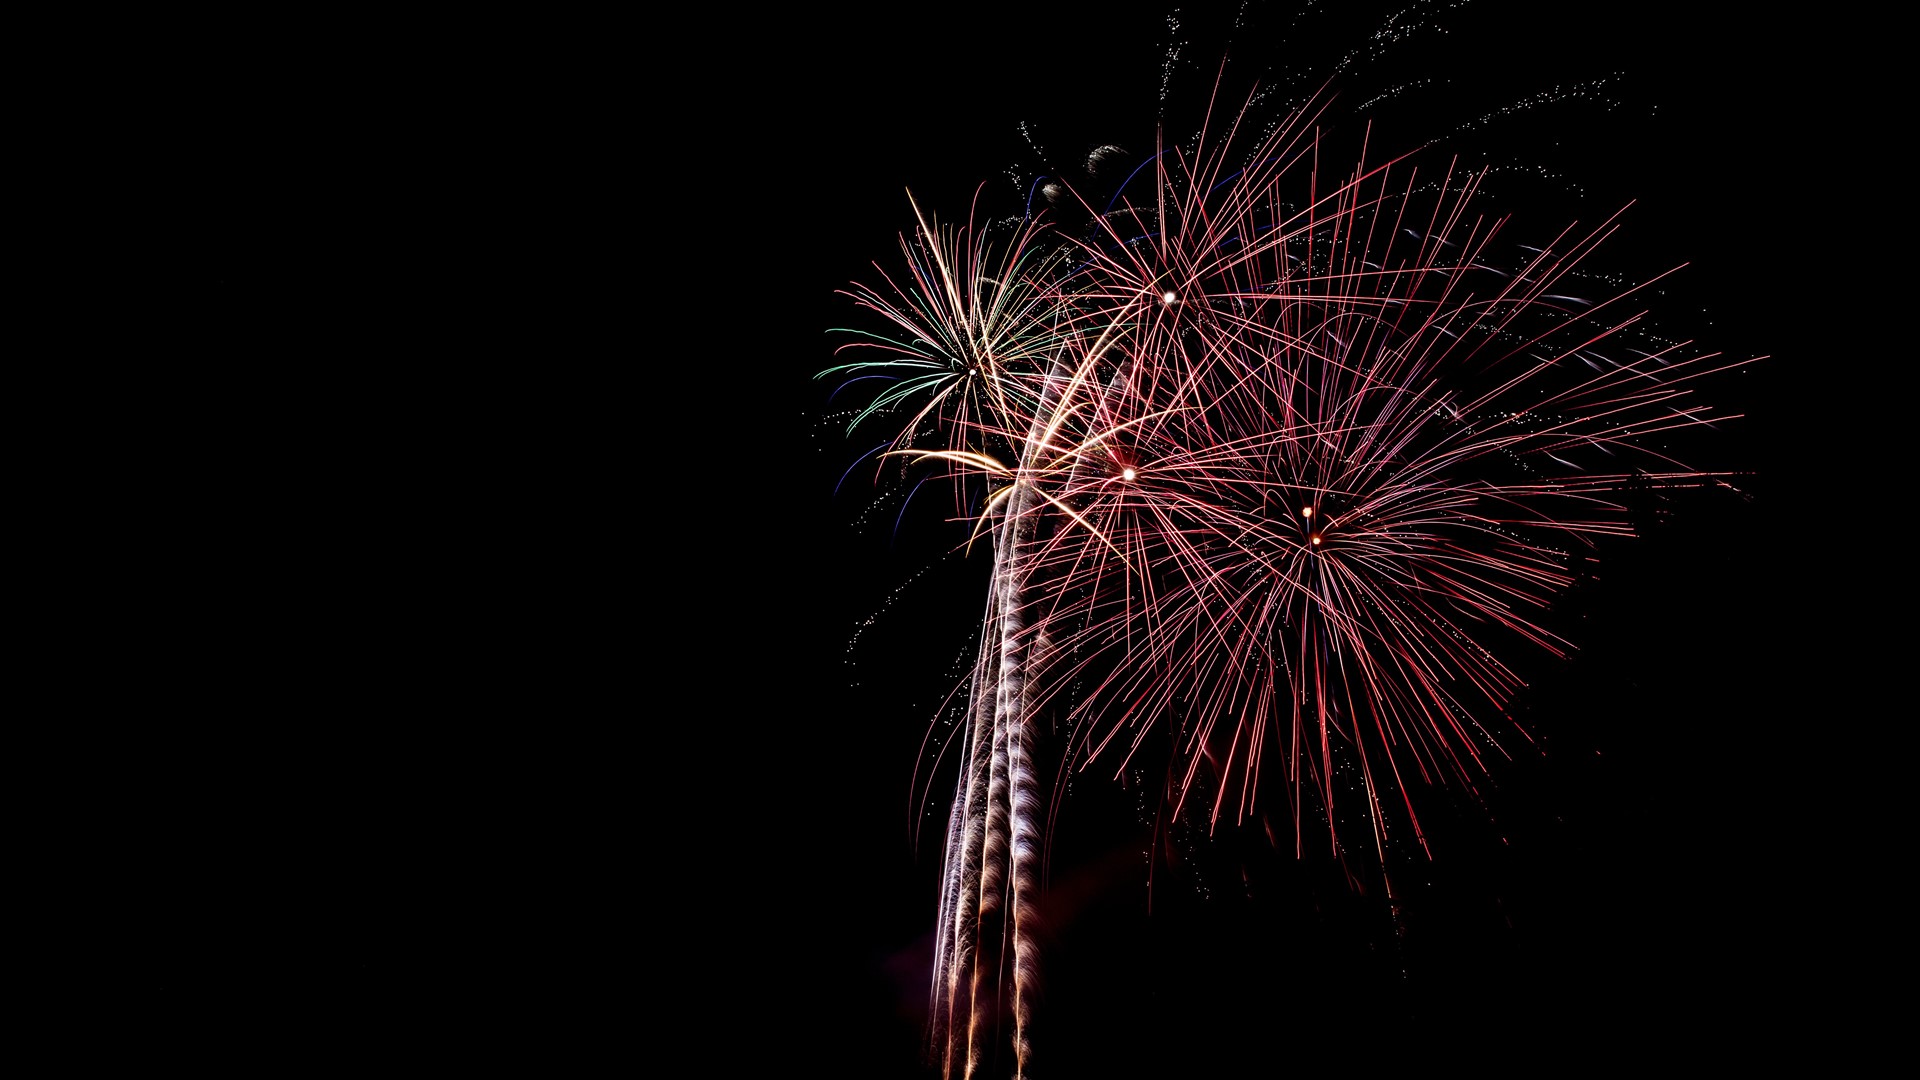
[747,3,1849,1075]
[129,5,1870,1073]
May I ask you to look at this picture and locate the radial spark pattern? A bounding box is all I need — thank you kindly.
[829,87,1745,1078]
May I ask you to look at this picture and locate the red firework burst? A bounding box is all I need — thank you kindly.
[830,82,1751,1079]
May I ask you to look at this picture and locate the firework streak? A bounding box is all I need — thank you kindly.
[827,92,1745,1078]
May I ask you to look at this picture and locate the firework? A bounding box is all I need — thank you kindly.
[826,23,1753,1080]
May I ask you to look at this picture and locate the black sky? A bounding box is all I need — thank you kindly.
[130,4,1874,1073]
[738,3,1856,1075]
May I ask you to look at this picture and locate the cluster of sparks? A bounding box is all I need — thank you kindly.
[826,89,1743,1078]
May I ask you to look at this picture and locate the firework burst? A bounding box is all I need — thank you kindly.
[824,22,1756,1079]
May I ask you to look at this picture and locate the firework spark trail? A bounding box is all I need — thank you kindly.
[942,333,1082,1079]
[832,74,1750,1075]
[931,598,998,1076]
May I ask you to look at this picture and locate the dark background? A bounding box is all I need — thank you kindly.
[120,2,1872,1073]
[742,2,1854,1075]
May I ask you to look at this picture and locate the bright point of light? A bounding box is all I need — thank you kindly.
[1301,506,1314,518]
[1161,290,1177,305]
[1310,534,1323,546]
[1122,468,1137,481]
